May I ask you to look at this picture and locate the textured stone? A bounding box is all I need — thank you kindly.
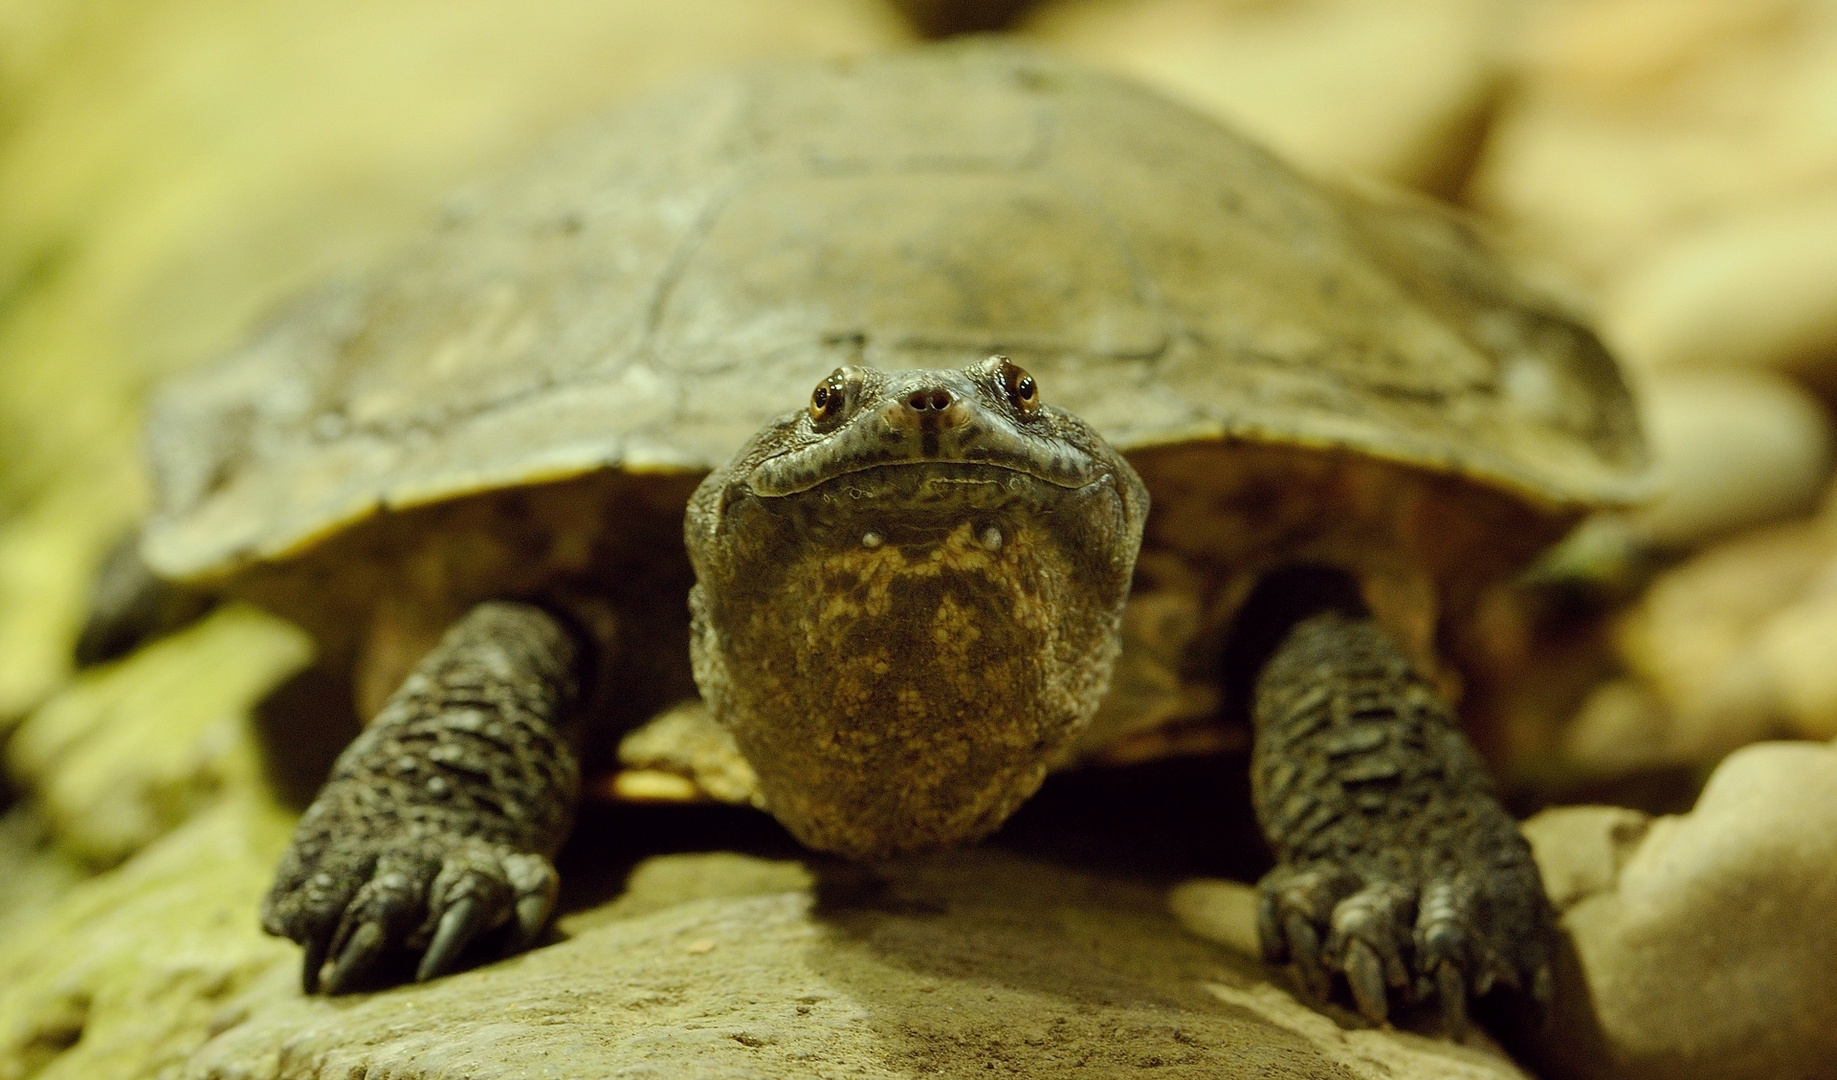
[1520,742,1837,1080]
[4,605,311,866]
[0,805,1534,1080]
[1020,0,1510,191]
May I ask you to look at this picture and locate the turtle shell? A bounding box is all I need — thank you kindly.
[143,40,1647,585]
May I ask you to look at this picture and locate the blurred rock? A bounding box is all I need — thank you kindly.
[1602,191,1837,381]
[0,808,1534,1080]
[4,605,311,866]
[1471,0,1837,281]
[1559,677,1678,776]
[1604,517,1833,767]
[1020,0,1511,192]
[1521,804,1650,913]
[1747,532,1837,740]
[1638,369,1832,546]
[0,798,297,1080]
[1520,742,1837,1080]
[0,806,84,945]
[0,0,910,725]
[1589,369,1833,557]
[1167,877,1261,958]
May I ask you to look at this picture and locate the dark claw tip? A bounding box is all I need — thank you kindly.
[1344,940,1390,1024]
[1435,962,1468,1039]
[323,920,387,995]
[300,935,330,995]
[418,896,489,983]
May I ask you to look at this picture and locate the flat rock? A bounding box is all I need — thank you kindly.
[0,803,1530,1080]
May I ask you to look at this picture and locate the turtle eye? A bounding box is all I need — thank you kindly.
[808,370,849,424]
[999,357,1041,417]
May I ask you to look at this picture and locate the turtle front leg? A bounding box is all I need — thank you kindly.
[1250,610,1554,1032]
[262,601,584,993]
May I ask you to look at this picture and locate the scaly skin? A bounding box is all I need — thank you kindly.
[262,601,583,992]
[1251,611,1555,1031]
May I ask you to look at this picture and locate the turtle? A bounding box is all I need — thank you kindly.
[83,41,1647,1028]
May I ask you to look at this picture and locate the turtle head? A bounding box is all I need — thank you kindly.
[685,356,1148,859]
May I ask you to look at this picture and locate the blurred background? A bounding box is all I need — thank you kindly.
[1,0,1834,872]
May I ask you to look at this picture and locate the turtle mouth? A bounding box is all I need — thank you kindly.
[744,422,1100,498]
[783,460,1094,509]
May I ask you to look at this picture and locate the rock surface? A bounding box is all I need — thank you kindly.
[1470,0,1837,387]
[4,606,312,866]
[1616,369,1833,551]
[1583,500,1837,769]
[0,801,1533,1080]
[1519,742,1837,1080]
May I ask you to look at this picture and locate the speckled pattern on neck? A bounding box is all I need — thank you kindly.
[686,360,1146,858]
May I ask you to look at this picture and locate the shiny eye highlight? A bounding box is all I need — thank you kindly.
[808,370,849,424]
[998,357,1040,417]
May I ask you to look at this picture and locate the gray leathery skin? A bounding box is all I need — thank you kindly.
[1251,611,1555,1030]
[262,600,584,993]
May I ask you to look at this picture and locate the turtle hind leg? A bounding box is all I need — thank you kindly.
[73,528,218,666]
[1248,601,1554,1034]
[261,600,588,993]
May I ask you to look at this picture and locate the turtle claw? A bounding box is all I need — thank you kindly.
[419,896,489,983]
[265,821,561,993]
[300,933,331,994]
[323,920,387,995]
[1435,962,1468,1038]
[1344,940,1389,1023]
[1256,859,1554,1033]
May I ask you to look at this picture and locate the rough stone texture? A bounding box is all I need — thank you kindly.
[1519,742,1837,1080]
[1020,0,1510,193]
[0,801,1533,1080]
[4,605,312,866]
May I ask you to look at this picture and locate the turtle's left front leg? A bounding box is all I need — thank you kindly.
[1251,610,1554,1031]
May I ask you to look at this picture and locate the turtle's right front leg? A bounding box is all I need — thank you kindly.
[262,600,585,993]
[1249,610,1554,1032]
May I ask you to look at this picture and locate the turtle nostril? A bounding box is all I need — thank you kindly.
[906,389,954,412]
